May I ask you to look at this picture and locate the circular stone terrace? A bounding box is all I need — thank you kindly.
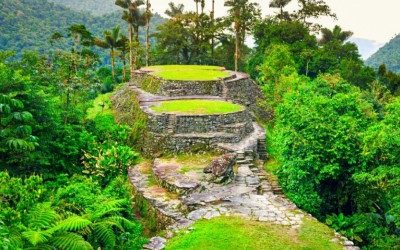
[128,64,266,154]
[140,65,235,81]
[142,99,255,151]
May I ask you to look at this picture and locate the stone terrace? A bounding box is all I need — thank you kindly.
[123,67,358,250]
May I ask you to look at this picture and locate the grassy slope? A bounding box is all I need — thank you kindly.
[151,100,244,115]
[86,92,112,119]
[145,65,229,81]
[166,216,342,250]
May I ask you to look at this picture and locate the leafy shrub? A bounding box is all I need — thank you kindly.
[274,74,376,215]
[82,144,139,186]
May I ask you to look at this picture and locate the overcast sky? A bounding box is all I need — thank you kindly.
[151,0,399,44]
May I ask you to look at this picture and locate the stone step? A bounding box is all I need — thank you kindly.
[143,236,167,250]
[237,165,254,177]
[236,159,251,165]
[173,132,242,144]
[153,160,201,196]
[245,156,254,162]
[128,165,187,231]
[221,122,251,135]
[217,122,266,155]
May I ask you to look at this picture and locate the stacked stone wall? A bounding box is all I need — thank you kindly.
[133,70,270,119]
[143,108,254,153]
[146,109,253,135]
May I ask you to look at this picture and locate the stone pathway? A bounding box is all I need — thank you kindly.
[130,156,358,250]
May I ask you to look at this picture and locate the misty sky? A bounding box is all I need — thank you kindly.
[151,0,399,44]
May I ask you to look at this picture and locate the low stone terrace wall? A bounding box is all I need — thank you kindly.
[140,104,254,153]
[144,107,253,135]
[134,70,269,120]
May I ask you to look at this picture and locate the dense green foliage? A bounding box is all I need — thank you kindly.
[0,0,164,55]
[252,13,400,249]
[0,173,146,249]
[48,0,120,16]
[366,34,400,73]
[0,45,147,248]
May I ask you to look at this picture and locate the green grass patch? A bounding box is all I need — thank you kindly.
[165,216,342,250]
[265,158,281,174]
[163,152,219,174]
[151,100,244,115]
[144,65,229,81]
[86,93,112,119]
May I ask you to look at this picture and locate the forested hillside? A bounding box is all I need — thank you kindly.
[49,0,120,15]
[0,0,164,53]
[366,34,400,72]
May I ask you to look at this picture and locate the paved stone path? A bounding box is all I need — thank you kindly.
[130,155,359,250]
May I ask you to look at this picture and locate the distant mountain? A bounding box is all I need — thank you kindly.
[48,0,120,16]
[0,0,164,54]
[349,38,383,60]
[366,34,400,72]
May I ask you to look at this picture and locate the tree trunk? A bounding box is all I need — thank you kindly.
[306,60,309,77]
[234,20,240,72]
[196,1,199,15]
[211,0,215,62]
[135,26,140,42]
[122,55,127,81]
[145,0,151,66]
[129,24,135,79]
[111,47,115,79]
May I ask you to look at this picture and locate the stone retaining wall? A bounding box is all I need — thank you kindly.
[133,70,270,119]
[145,108,253,135]
[141,107,254,153]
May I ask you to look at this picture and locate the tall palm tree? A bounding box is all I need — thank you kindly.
[117,35,129,81]
[194,0,200,15]
[95,26,122,79]
[201,0,205,14]
[319,25,353,45]
[225,0,260,71]
[165,2,184,18]
[211,0,215,59]
[145,0,152,66]
[115,0,144,79]
[269,0,292,20]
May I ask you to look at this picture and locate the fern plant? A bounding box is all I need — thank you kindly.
[84,198,145,250]
[10,203,93,250]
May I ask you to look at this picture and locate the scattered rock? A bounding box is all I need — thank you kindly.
[143,237,167,250]
[204,153,236,183]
